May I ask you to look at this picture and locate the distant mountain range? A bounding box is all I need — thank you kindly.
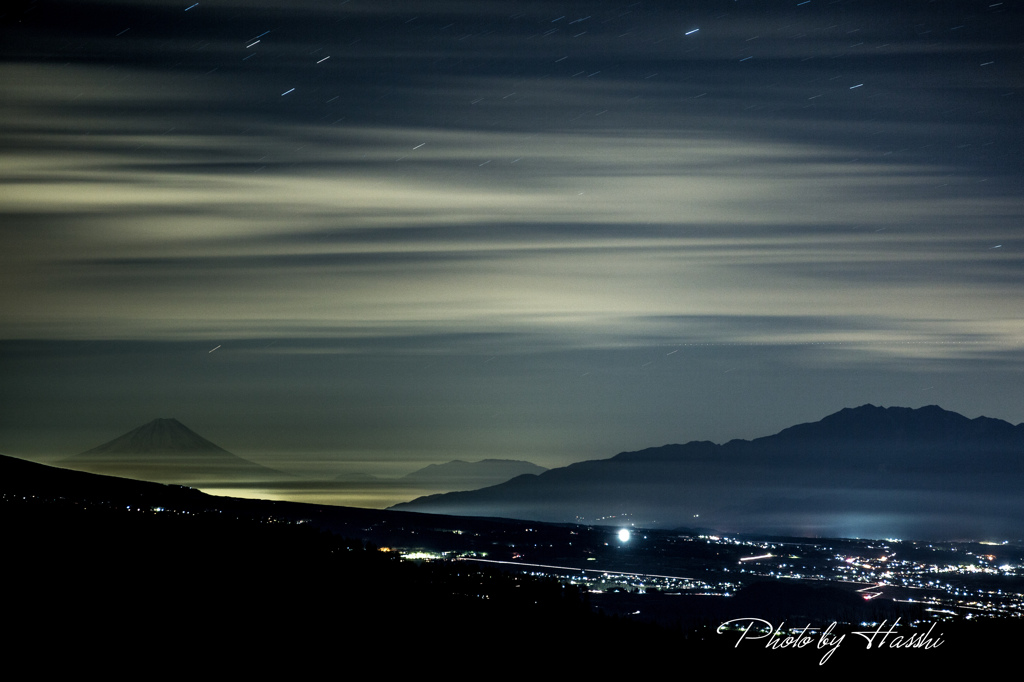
[336,459,547,492]
[399,459,548,490]
[391,405,1024,541]
[62,417,283,483]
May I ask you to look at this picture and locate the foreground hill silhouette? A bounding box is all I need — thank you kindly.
[393,405,1024,541]
[0,452,684,668]
[62,417,284,483]
[4,451,1018,671]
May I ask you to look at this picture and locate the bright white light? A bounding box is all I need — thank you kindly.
[618,529,630,543]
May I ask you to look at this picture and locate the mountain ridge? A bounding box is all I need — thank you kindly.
[63,417,285,484]
[391,404,1024,541]
[400,458,547,486]
[76,417,233,456]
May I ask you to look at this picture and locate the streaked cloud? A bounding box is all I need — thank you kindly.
[2,0,1022,480]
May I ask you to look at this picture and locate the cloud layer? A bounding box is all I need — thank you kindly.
[2,1,1022,484]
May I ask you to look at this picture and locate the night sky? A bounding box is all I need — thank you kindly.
[2,1,1023,505]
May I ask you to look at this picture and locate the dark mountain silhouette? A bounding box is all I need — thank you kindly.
[63,417,284,483]
[391,405,1024,541]
[400,459,547,490]
[77,417,233,455]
